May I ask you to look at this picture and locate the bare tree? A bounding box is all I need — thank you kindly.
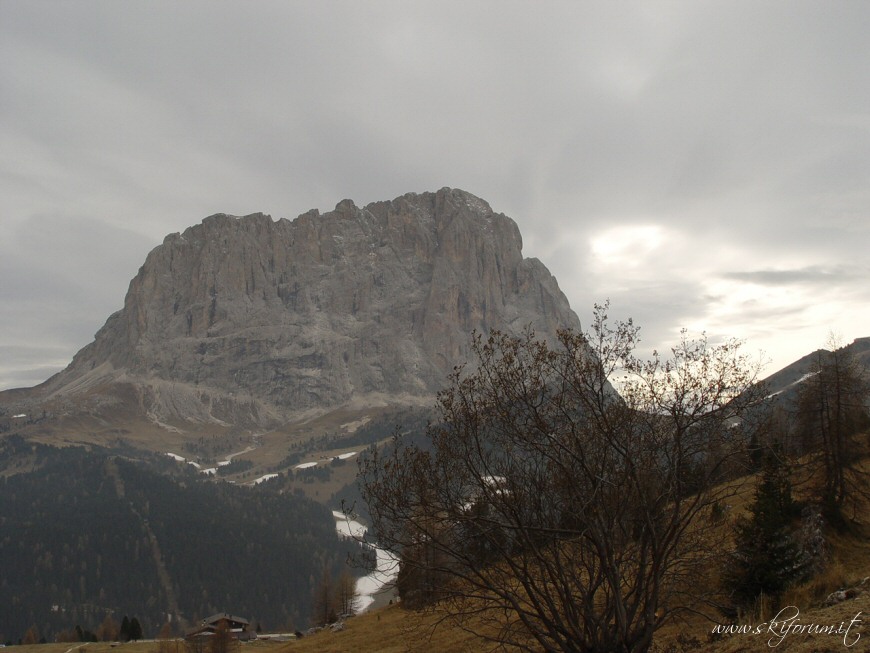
[96,613,120,642]
[311,562,338,627]
[157,622,177,653]
[157,622,174,640]
[209,622,233,653]
[335,568,358,618]
[361,304,766,653]
[795,336,870,524]
[22,625,40,645]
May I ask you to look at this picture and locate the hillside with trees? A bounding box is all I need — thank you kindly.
[0,439,358,644]
[358,309,870,653]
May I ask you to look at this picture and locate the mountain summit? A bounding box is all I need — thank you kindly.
[9,188,580,430]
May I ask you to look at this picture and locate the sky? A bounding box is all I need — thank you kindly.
[2,1,869,391]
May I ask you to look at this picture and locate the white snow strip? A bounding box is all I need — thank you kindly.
[331,511,398,613]
[12,414,27,419]
[166,453,186,462]
[294,461,319,469]
[354,546,399,613]
[765,370,821,399]
[188,461,201,469]
[252,473,279,485]
[333,511,368,539]
[200,468,217,475]
[335,451,358,460]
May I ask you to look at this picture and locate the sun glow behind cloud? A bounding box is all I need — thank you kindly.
[590,224,667,270]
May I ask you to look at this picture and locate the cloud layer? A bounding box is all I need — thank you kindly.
[2,1,869,389]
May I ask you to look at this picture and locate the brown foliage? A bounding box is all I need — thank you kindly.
[362,303,767,653]
[795,337,870,524]
[22,625,40,645]
[96,614,120,642]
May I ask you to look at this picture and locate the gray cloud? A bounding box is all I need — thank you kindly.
[0,215,154,387]
[722,266,868,287]
[2,1,869,388]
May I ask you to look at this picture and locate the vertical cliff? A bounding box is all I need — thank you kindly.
[37,188,581,426]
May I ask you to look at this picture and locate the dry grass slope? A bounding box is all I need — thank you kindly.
[287,454,870,653]
[278,604,497,653]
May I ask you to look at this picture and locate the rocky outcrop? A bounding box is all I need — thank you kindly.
[27,188,582,427]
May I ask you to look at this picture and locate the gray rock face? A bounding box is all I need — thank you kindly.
[39,188,582,426]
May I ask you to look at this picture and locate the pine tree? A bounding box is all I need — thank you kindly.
[724,447,808,606]
[129,617,143,641]
[119,615,131,642]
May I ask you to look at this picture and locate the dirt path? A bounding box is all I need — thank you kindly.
[105,457,182,624]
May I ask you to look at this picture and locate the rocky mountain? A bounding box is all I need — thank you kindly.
[3,188,581,432]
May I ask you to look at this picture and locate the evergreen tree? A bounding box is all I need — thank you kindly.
[129,617,143,641]
[724,447,808,607]
[119,615,131,642]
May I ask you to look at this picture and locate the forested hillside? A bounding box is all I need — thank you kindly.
[0,438,356,643]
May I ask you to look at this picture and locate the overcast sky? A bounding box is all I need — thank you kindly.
[2,1,869,390]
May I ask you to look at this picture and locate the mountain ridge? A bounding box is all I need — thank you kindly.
[760,336,870,403]
[1,188,581,436]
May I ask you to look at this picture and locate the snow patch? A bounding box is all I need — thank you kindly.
[294,461,318,470]
[252,473,279,485]
[168,455,221,476]
[354,547,399,613]
[766,370,820,399]
[332,511,398,613]
[333,510,368,540]
[335,451,358,461]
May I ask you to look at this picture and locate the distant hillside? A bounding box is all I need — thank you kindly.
[0,439,356,643]
[761,336,870,405]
